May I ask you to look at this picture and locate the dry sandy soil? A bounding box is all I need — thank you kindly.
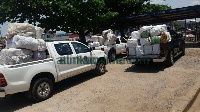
[1,42,200,112]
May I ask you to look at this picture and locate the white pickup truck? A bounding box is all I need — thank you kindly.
[0,41,107,101]
[93,36,127,60]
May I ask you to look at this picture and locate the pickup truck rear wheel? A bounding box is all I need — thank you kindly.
[164,51,174,66]
[31,78,53,102]
[108,50,116,62]
[181,44,185,56]
[95,60,106,75]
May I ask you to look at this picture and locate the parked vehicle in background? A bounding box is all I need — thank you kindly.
[0,41,107,101]
[127,25,185,66]
[89,30,127,61]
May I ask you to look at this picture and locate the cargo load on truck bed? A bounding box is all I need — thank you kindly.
[127,24,171,56]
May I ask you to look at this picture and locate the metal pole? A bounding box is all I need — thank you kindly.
[185,19,187,41]
[195,18,198,41]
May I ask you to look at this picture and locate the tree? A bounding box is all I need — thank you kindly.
[0,0,118,43]
[0,0,170,43]
[174,21,180,31]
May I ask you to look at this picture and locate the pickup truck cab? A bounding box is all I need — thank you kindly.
[0,41,107,101]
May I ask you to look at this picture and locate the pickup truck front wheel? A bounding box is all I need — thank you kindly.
[95,60,106,75]
[31,78,53,102]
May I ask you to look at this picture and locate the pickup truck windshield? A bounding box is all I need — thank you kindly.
[71,42,90,54]
[54,43,73,55]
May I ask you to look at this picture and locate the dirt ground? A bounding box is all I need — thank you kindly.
[1,42,200,112]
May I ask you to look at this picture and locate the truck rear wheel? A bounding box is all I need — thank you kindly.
[108,50,116,62]
[31,78,53,102]
[181,44,185,56]
[164,51,174,66]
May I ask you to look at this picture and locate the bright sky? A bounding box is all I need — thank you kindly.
[151,0,200,8]
[1,0,200,36]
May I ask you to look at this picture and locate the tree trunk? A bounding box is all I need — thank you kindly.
[120,27,125,38]
[79,30,91,45]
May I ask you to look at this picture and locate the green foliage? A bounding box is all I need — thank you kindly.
[174,21,180,31]
[0,0,171,41]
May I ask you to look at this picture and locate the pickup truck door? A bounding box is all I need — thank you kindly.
[170,30,180,54]
[71,42,95,73]
[53,42,78,81]
[119,37,127,53]
[116,37,125,54]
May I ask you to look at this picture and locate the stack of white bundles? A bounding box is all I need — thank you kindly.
[102,29,112,36]
[106,33,116,45]
[150,26,161,36]
[102,29,112,39]
[15,35,46,51]
[127,39,138,48]
[91,36,105,45]
[144,45,153,55]
[129,47,136,55]
[152,44,160,54]
[131,31,141,39]
[0,48,33,65]
[140,38,151,46]
[136,46,144,56]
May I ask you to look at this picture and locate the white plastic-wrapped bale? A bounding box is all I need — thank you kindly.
[136,46,144,56]
[129,47,136,56]
[35,26,44,39]
[0,48,33,65]
[6,23,36,39]
[6,35,19,48]
[140,38,151,46]
[131,31,141,39]
[15,36,38,51]
[152,44,160,54]
[150,27,161,36]
[37,39,46,51]
[127,39,138,48]
[156,24,167,33]
[139,26,152,34]
[102,29,112,37]
[15,35,46,51]
[144,45,153,55]
[104,33,116,45]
